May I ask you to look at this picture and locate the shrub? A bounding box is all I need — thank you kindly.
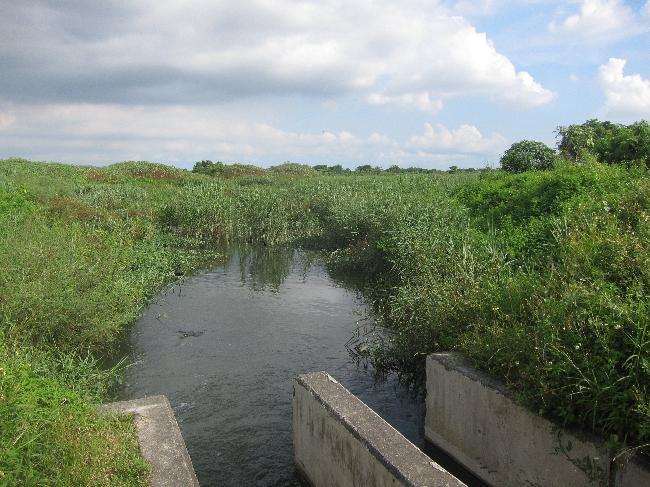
[192,160,224,176]
[556,119,650,167]
[500,140,556,173]
[269,162,318,177]
[556,119,619,162]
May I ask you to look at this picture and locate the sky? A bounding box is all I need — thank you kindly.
[0,0,649,169]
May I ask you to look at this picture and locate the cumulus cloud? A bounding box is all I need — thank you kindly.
[450,0,499,16]
[598,58,650,117]
[0,103,504,167]
[548,0,636,38]
[408,122,507,155]
[0,0,553,109]
[500,71,557,107]
[367,92,444,114]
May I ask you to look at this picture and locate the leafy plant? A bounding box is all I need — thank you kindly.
[500,140,556,173]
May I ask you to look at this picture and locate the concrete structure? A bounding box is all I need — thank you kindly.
[294,371,466,487]
[102,395,199,487]
[613,453,650,486]
[425,352,650,487]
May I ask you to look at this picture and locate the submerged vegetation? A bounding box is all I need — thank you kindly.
[1,118,649,484]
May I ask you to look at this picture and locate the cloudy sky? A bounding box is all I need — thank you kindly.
[0,0,649,169]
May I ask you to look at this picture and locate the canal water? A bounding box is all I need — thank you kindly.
[118,248,471,486]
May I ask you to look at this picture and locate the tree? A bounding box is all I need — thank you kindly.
[556,119,650,167]
[192,160,224,176]
[555,119,619,162]
[500,140,556,173]
[600,121,650,167]
[355,164,374,172]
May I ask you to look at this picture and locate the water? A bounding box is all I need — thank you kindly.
[118,248,471,486]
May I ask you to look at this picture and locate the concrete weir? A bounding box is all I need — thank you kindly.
[293,371,466,487]
[101,395,199,487]
[425,352,650,487]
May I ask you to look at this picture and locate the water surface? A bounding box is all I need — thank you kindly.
[119,249,431,486]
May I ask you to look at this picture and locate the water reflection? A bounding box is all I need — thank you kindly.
[234,246,301,292]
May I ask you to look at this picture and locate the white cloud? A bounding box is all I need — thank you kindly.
[500,71,557,107]
[367,92,444,114]
[450,0,499,16]
[598,58,650,117]
[0,1,554,110]
[548,0,635,38]
[408,122,507,155]
[0,103,504,168]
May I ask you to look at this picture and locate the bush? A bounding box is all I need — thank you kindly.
[192,160,223,176]
[269,162,318,176]
[500,140,556,173]
[556,119,650,167]
[556,119,619,162]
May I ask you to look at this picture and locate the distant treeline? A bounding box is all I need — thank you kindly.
[192,119,649,176]
[191,160,483,176]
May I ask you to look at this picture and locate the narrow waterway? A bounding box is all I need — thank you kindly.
[118,248,472,486]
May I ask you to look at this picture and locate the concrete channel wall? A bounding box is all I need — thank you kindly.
[101,395,199,487]
[293,371,465,487]
[425,352,650,487]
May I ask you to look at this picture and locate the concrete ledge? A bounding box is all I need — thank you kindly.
[425,352,650,487]
[294,371,465,487]
[102,395,199,487]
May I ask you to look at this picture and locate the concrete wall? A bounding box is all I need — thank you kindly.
[101,395,199,487]
[613,454,650,487]
[425,353,650,487]
[293,371,465,487]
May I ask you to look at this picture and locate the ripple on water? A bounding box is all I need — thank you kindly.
[119,249,427,487]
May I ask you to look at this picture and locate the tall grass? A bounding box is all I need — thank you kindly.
[0,159,216,486]
[1,157,649,484]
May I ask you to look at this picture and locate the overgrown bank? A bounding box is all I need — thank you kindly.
[1,155,649,484]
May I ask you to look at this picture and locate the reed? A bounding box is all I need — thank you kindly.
[1,157,648,484]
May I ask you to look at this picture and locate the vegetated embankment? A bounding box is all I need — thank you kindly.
[0,157,648,485]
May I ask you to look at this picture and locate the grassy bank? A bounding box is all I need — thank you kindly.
[1,157,648,484]
[0,160,216,486]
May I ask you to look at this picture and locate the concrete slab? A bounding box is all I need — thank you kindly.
[102,395,199,487]
[425,352,650,487]
[294,371,466,487]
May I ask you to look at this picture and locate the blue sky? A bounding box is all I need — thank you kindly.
[0,0,648,169]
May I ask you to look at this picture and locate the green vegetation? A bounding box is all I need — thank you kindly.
[500,140,556,173]
[0,160,217,486]
[1,119,649,483]
[0,348,150,486]
[557,119,650,167]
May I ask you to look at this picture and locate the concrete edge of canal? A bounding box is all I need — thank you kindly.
[101,395,199,487]
[425,352,650,487]
[293,371,466,487]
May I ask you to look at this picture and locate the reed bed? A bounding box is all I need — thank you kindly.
[1,158,648,484]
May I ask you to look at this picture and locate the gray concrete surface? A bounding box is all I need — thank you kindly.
[294,371,466,487]
[102,395,199,487]
[613,452,650,486]
[425,352,650,487]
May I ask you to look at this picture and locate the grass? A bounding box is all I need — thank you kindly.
[0,347,150,486]
[0,157,648,483]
